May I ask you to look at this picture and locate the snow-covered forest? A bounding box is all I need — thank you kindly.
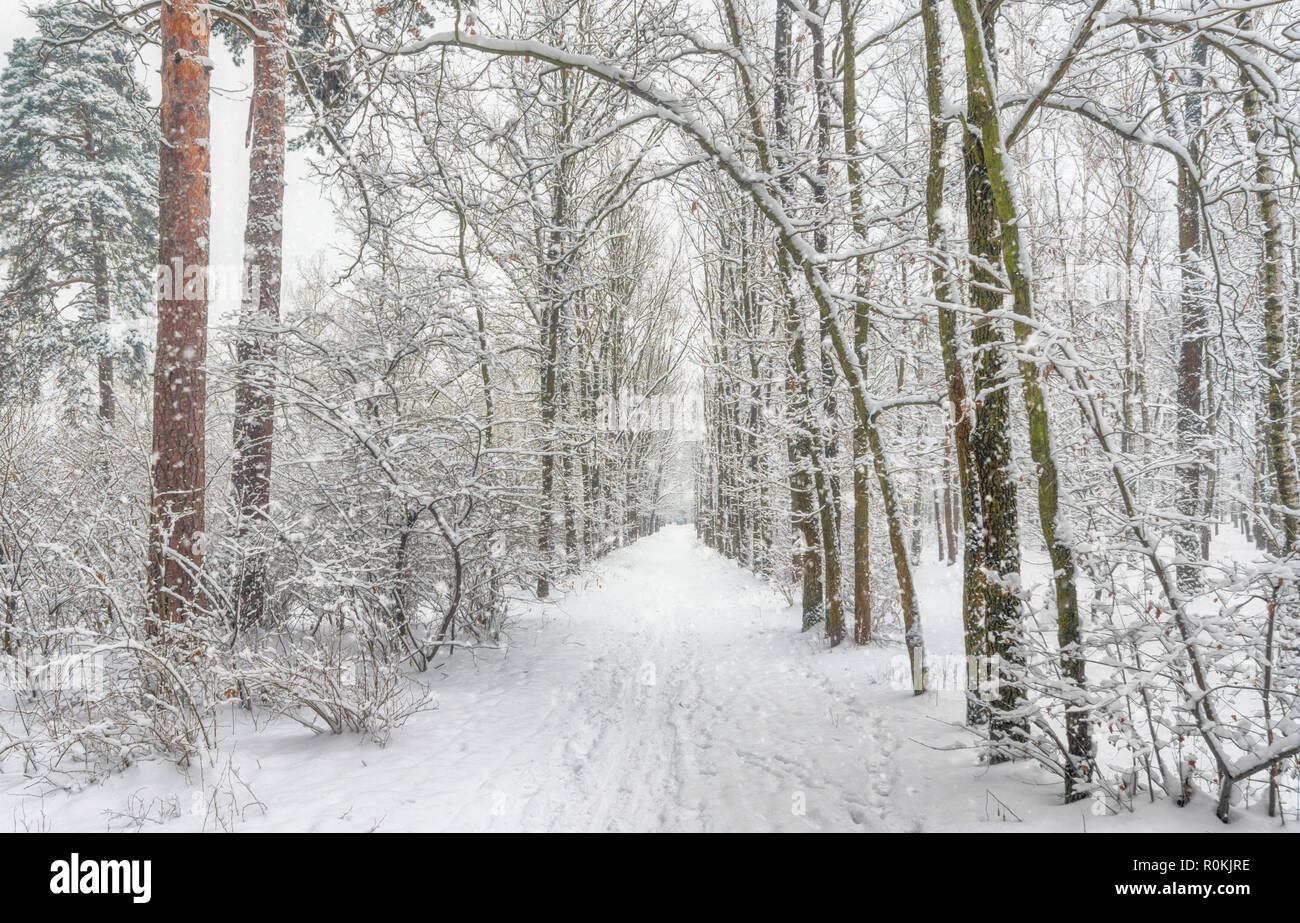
[0,0,1298,834]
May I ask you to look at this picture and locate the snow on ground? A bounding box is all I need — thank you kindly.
[3,525,1291,832]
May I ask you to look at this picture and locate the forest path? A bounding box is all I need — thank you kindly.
[449,525,926,832]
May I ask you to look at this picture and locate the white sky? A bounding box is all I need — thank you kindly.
[0,1,344,326]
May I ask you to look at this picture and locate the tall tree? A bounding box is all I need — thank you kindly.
[1174,36,1209,594]
[232,0,289,625]
[771,0,824,630]
[534,64,572,600]
[954,0,1026,754]
[1239,10,1297,817]
[0,4,156,419]
[148,0,212,628]
[954,0,1089,794]
[809,0,844,646]
[838,0,874,647]
[922,0,983,720]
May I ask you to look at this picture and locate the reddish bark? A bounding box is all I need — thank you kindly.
[148,0,212,627]
[233,0,288,623]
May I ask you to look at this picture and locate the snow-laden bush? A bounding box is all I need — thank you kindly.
[0,414,218,786]
[228,610,436,742]
[1,639,216,786]
[210,267,524,667]
[0,289,505,787]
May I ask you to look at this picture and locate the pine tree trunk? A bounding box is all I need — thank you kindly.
[148,0,212,629]
[232,0,287,626]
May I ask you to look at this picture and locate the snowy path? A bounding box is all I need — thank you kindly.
[450,525,924,832]
[8,525,1275,832]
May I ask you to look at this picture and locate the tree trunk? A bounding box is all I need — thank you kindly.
[840,0,873,647]
[1242,21,1297,814]
[536,71,571,600]
[941,436,957,565]
[954,0,1089,794]
[1174,37,1208,595]
[772,0,823,630]
[148,0,212,629]
[232,0,287,626]
[810,0,843,646]
[90,225,114,423]
[955,0,1021,740]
